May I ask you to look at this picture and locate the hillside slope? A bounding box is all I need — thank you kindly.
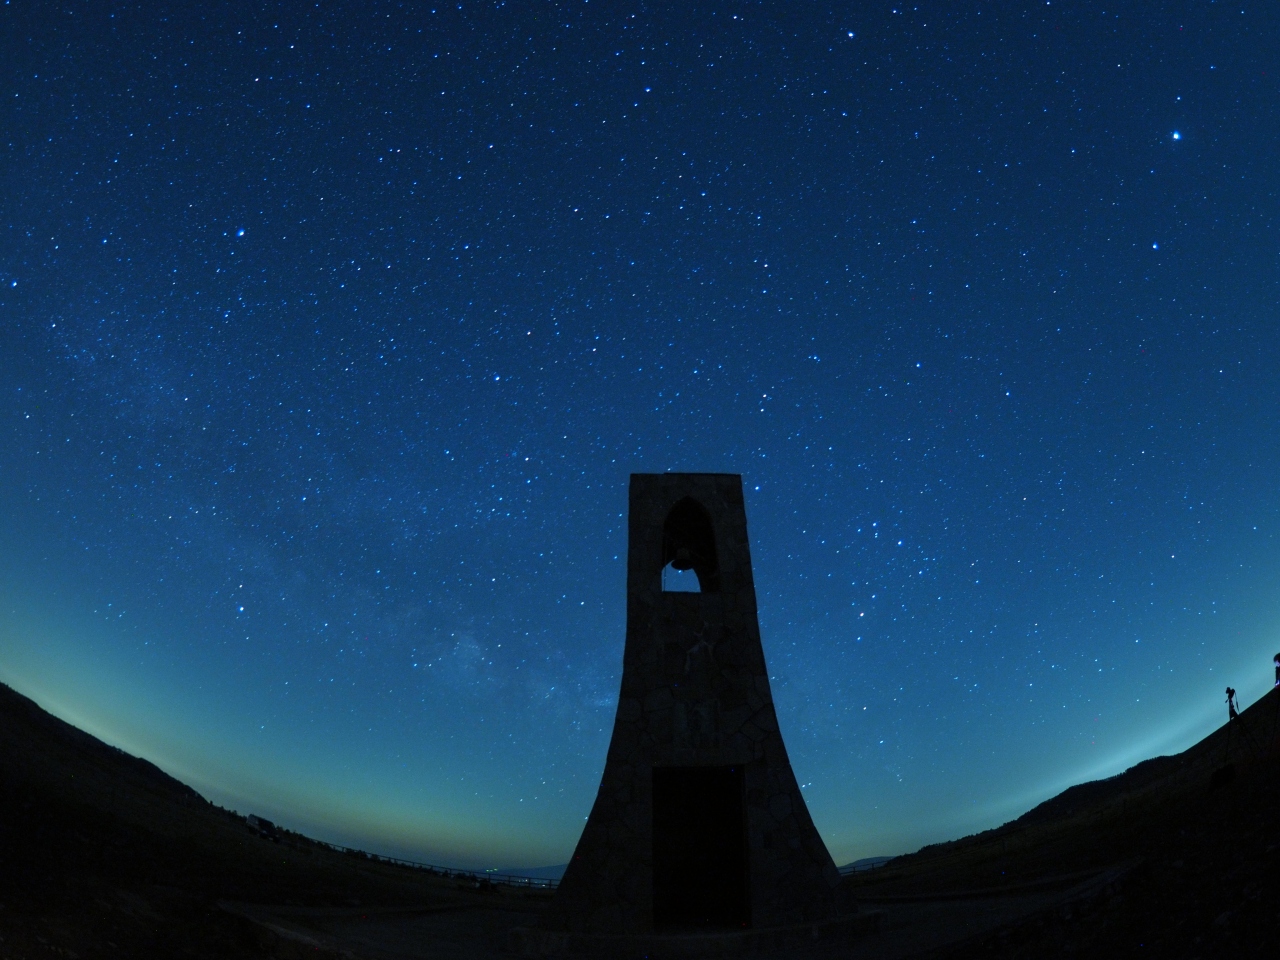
[845,686,1280,957]
[0,681,541,958]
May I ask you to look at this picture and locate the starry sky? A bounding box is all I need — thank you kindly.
[2,1,1279,870]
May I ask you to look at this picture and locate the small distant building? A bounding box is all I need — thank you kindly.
[542,473,845,935]
[246,814,280,841]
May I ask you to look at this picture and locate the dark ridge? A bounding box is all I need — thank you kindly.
[0,680,547,959]
[1005,753,1184,829]
[846,686,1280,957]
[0,681,203,805]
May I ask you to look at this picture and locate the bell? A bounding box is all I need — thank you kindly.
[670,546,695,571]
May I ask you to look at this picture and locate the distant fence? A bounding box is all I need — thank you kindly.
[837,858,895,876]
[309,839,561,890]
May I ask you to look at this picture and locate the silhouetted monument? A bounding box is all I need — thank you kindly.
[543,473,844,934]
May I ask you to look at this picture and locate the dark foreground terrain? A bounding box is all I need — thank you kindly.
[1,680,1278,958]
[844,686,1280,958]
[0,682,549,959]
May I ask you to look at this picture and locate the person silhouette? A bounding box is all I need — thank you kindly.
[1226,687,1240,721]
[1274,652,1279,686]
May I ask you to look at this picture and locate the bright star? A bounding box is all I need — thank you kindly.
[1172,131,1181,140]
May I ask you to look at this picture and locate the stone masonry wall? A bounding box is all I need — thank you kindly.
[543,473,843,934]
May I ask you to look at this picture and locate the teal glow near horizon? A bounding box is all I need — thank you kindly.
[3,508,1279,868]
[3,0,1280,871]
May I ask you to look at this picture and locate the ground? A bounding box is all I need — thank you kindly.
[2,681,1277,958]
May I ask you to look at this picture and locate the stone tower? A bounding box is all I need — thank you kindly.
[543,473,843,934]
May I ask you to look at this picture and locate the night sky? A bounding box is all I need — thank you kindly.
[3,1,1279,871]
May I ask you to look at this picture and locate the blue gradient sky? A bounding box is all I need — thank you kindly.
[3,1,1279,869]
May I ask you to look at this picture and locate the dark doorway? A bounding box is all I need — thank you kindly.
[652,765,750,930]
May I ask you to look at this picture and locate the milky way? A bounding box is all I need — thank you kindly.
[2,2,1278,868]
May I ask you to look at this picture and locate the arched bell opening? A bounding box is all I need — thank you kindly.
[661,497,721,593]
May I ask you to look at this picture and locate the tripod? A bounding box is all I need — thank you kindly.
[1225,709,1262,762]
